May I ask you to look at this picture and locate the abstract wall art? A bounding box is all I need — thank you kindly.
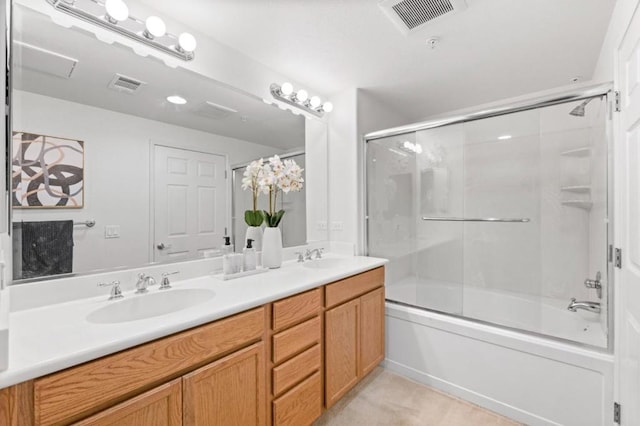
[12,132,85,208]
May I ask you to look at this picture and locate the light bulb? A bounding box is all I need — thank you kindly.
[323,101,333,112]
[296,89,308,102]
[415,144,423,154]
[105,0,129,23]
[281,82,294,96]
[178,32,197,53]
[144,16,166,38]
[167,95,187,105]
[310,96,321,108]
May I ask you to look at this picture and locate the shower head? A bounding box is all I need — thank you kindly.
[569,98,594,117]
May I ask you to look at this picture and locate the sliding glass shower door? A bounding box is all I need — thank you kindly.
[367,96,610,348]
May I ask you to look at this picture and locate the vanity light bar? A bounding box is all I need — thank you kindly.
[46,0,196,61]
[270,83,333,117]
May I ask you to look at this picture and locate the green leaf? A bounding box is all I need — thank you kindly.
[244,210,264,226]
[273,210,286,227]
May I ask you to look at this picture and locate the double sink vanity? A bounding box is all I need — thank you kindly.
[0,253,387,425]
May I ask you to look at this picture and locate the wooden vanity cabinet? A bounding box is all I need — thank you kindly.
[269,289,323,426]
[324,268,385,408]
[183,343,266,426]
[0,266,385,426]
[73,379,182,426]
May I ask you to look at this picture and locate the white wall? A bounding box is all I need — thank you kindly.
[327,88,411,252]
[12,90,278,275]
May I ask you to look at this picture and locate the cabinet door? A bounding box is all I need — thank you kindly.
[74,379,181,426]
[359,287,385,376]
[183,342,265,426]
[325,298,359,408]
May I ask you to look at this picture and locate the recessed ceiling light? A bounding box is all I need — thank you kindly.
[498,135,512,140]
[167,95,187,105]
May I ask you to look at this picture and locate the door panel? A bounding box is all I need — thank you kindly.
[360,288,385,377]
[183,342,265,426]
[154,145,227,261]
[74,379,182,426]
[617,4,640,425]
[325,298,359,408]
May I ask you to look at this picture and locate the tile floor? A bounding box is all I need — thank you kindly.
[314,368,521,426]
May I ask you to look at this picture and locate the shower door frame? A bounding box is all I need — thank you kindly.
[361,82,615,351]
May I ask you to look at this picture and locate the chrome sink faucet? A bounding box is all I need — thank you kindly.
[98,280,123,301]
[305,248,324,260]
[567,298,601,314]
[135,273,156,294]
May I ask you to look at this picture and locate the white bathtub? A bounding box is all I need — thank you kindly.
[386,278,607,347]
[384,301,614,425]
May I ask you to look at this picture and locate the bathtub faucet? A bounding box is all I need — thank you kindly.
[567,298,601,314]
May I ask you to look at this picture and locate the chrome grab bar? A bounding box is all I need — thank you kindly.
[421,216,531,223]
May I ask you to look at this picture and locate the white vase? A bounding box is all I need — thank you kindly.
[245,226,263,251]
[262,227,283,269]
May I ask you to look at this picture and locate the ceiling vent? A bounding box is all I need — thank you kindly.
[107,74,146,94]
[379,0,467,35]
[14,41,78,79]
[194,101,238,120]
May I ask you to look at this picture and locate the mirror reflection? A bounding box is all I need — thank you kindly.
[10,2,314,282]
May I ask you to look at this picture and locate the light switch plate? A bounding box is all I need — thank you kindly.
[105,225,120,239]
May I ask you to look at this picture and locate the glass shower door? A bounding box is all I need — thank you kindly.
[367,124,465,315]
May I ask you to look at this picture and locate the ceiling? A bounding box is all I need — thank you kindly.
[12,4,305,151]
[140,0,616,122]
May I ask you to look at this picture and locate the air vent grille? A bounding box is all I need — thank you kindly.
[379,0,466,35]
[108,74,145,94]
[392,0,453,29]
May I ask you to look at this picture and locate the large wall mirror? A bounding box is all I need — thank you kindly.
[9,1,327,283]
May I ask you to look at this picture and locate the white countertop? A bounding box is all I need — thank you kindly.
[0,254,387,389]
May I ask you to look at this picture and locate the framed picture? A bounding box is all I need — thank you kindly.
[12,132,85,209]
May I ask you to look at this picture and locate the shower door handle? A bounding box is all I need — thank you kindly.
[421,216,531,223]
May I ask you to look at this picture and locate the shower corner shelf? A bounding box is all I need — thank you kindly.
[560,147,591,157]
[560,185,591,193]
[562,200,593,211]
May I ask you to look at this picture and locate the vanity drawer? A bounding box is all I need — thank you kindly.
[325,267,384,309]
[272,344,321,397]
[272,316,321,364]
[34,306,265,426]
[272,288,321,332]
[273,371,322,426]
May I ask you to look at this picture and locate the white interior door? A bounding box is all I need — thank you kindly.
[616,4,640,424]
[153,145,227,261]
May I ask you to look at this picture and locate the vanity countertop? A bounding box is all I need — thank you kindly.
[0,254,387,389]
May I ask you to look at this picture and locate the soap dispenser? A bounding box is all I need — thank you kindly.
[243,239,257,271]
[221,236,234,255]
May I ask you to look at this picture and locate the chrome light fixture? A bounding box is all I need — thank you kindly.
[270,82,333,117]
[46,0,197,61]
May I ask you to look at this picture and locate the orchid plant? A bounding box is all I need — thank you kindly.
[241,158,267,227]
[241,155,304,228]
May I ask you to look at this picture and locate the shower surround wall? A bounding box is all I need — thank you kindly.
[369,96,609,347]
[369,91,613,425]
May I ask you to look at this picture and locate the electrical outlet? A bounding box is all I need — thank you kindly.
[104,225,120,239]
[331,221,344,231]
[317,221,328,231]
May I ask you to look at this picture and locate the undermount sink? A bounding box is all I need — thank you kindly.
[303,258,351,269]
[87,288,215,324]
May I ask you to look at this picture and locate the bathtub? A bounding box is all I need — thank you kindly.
[386,278,607,347]
[384,300,614,425]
